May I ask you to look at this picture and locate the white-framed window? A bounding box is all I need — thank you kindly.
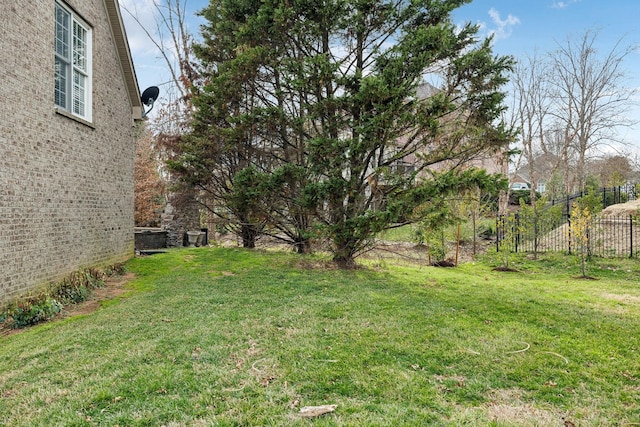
[537,182,546,193]
[55,1,92,122]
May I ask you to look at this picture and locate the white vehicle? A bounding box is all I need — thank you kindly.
[510,182,530,191]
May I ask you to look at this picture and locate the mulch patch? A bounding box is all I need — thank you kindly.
[492,266,519,272]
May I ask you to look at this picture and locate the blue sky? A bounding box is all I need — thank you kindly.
[121,0,640,150]
[453,0,640,150]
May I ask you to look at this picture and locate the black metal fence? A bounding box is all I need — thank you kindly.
[548,184,637,216]
[496,213,639,258]
[497,184,640,258]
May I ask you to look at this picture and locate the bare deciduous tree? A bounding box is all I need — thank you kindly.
[511,52,552,201]
[589,154,635,187]
[509,29,637,195]
[122,0,201,245]
[121,0,198,132]
[548,29,636,191]
[135,128,166,227]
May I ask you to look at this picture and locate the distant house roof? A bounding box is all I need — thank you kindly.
[416,81,439,99]
[105,0,142,120]
[512,153,561,185]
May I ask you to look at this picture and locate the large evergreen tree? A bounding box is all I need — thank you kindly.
[173,0,513,266]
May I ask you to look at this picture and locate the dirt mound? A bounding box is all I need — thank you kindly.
[602,199,640,217]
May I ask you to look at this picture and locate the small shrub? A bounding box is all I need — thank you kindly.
[425,232,447,263]
[51,268,105,305]
[568,202,595,278]
[496,214,518,269]
[476,222,496,240]
[509,190,541,205]
[1,267,106,329]
[105,263,126,276]
[7,295,63,328]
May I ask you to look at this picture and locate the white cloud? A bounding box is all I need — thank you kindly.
[552,0,581,9]
[487,8,520,41]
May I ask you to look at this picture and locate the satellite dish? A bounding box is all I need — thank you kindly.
[140,86,160,118]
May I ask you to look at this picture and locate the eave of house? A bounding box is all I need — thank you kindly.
[104,0,142,121]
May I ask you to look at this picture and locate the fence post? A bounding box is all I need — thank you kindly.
[567,215,572,255]
[631,215,634,259]
[514,213,520,253]
[496,216,500,253]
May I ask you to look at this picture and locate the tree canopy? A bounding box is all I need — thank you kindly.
[170,0,513,267]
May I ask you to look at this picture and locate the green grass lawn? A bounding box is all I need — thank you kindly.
[1,248,640,426]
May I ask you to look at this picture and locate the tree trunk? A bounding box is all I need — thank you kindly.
[241,223,258,248]
[332,253,358,269]
[294,237,312,254]
[332,235,358,269]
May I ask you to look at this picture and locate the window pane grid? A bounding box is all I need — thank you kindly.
[54,2,91,121]
[55,6,69,58]
[72,71,85,116]
[72,21,87,71]
[54,57,67,109]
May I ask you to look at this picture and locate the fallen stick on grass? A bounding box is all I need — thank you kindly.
[299,404,338,418]
[506,342,530,354]
[539,351,569,364]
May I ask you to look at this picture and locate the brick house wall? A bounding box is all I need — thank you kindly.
[0,0,141,305]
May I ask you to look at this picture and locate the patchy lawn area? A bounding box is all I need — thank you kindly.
[1,248,639,426]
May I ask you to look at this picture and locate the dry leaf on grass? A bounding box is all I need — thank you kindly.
[259,375,276,387]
